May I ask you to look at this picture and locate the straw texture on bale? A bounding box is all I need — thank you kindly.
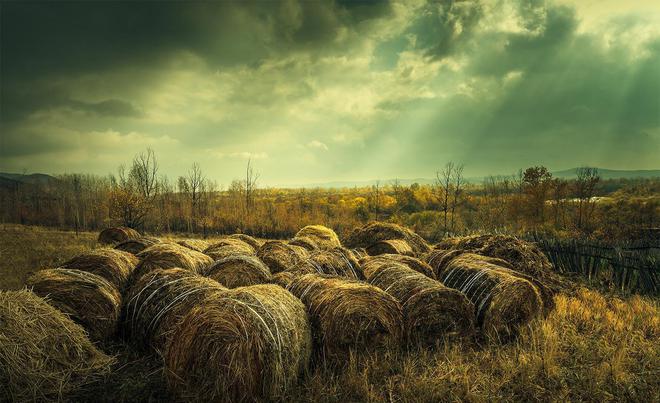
[60,248,138,290]
[286,274,403,357]
[289,236,320,251]
[345,221,431,254]
[439,254,543,340]
[426,249,466,276]
[203,254,272,288]
[294,225,342,250]
[361,254,436,279]
[0,290,114,402]
[366,239,416,257]
[27,269,122,342]
[98,226,140,245]
[271,271,300,288]
[228,233,263,250]
[114,236,161,255]
[176,239,210,252]
[132,243,213,283]
[364,261,475,344]
[257,240,311,274]
[350,247,368,259]
[204,238,256,260]
[305,247,364,280]
[164,285,311,402]
[123,268,226,352]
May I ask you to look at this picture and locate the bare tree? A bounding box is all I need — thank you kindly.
[436,162,454,234]
[244,158,260,211]
[369,180,382,221]
[574,167,600,231]
[450,163,464,232]
[187,163,205,231]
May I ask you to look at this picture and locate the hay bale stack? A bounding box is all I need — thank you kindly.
[345,221,430,255]
[132,243,213,283]
[59,248,138,290]
[176,239,210,252]
[306,247,364,280]
[294,225,342,250]
[257,240,311,274]
[203,254,272,288]
[164,285,311,402]
[364,261,475,344]
[98,226,140,245]
[289,236,320,251]
[115,236,161,255]
[286,274,403,357]
[366,239,416,257]
[361,254,436,279]
[122,268,226,352]
[228,233,263,250]
[27,269,122,341]
[204,238,256,260]
[0,290,114,402]
[440,254,544,340]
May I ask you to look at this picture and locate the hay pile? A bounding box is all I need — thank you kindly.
[59,248,138,290]
[361,254,436,279]
[344,221,431,255]
[228,233,263,250]
[366,239,416,257]
[164,285,311,402]
[0,290,114,402]
[204,238,256,260]
[27,269,122,341]
[132,243,213,283]
[364,261,475,344]
[294,225,341,250]
[286,274,403,358]
[440,254,543,340]
[176,239,210,252]
[98,226,140,245]
[203,254,272,288]
[114,236,161,255]
[257,240,311,274]
[271,271,299,288]
[304,247,364,280]
[122,268,225,352]
[289,236,320,251]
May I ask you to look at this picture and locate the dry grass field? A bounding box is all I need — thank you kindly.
[1,224,658,402]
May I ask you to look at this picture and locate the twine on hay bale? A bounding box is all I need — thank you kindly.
[289,236,320,252]
[132,243,213,283]
[122,268,226,353]
[285,274,403,358]
[0,290,115,402]
[364,261,475,344]
[176,239,211,253]
[204,238,256,260]
[257,240,311,274]
[98,226,140,245]
[164,284,311,402]
[60,248,138,290]
[366,239,416,257]
[202,254,272,288]
[294,225,341,250]
[361,254,436,279]
[439,254,544,341]
[114,236,161,255]
[303,247,364,280]
[345,221,430,255]
[27,269,122,342]
[228,233,263,250]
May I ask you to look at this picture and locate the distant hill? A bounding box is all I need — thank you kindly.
[0,172,59,188]
[552,168,660,180]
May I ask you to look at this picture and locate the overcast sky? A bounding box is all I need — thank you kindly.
[1,0,659,186]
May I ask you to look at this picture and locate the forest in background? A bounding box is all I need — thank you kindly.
[1,149,658,243]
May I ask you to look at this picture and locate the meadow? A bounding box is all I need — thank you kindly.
[1,224,658,402]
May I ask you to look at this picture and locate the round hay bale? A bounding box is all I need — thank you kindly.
[434,237,461,250]
[425,249,465,276]
[114,236,161,255]
[228,233,263,250]
[294,225,341,250]
[27,269,122,341]
[289,236,320,251]
[132,243,213,283]
[122,268,226,352]
[164,284,311,402]
[0,290,114,402]
[440,254,543,341]
[306,247,364,280]
[361,254,436,279]
[271,271,300,288]
[366,239,415,257]
[364,261,475,344]
[350,247,368,259]
[204,238,256,260]
[344,221,431,254]
[59,248,138,290]
[286,274,403,358]
[203,254,272,288]
[176,239,210,252]
[257,240,311,274]
[98,226,140,245]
